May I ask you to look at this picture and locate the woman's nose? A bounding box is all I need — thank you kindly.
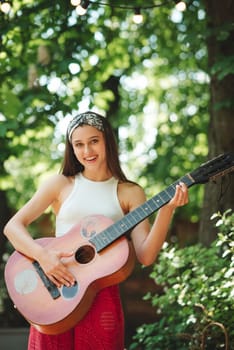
[84,144,91,154]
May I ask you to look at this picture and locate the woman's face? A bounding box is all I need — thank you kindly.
[71,125,107,172]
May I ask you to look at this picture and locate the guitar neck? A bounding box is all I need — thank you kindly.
[90,173,195,252]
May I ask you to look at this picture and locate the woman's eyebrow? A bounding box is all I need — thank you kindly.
[73,135,100,142]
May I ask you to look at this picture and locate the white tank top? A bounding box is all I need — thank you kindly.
[55,173,124,237]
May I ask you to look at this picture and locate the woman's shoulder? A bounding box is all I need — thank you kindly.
[119,180,144,193]
[38,174,74,194]
[39,174,75,213]
[46,173,75,183]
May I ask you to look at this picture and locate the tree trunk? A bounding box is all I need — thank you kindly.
[199,0,234,245]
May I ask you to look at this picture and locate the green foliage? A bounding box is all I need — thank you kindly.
[130,210,234,350]
[211,209,234,262]
[0,1,212,328]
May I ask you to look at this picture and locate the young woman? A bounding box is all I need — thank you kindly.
[4,111,189,350]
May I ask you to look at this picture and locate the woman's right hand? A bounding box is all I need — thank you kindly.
[37,248,76,288]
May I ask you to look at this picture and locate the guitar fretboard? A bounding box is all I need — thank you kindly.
[89,174,194,252]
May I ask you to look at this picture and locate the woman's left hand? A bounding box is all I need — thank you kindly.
[168,182,189,209]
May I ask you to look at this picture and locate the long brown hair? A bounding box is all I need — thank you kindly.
[60,112,129,182]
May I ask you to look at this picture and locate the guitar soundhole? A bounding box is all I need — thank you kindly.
[75,245,95,264]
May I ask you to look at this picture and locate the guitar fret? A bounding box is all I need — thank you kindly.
[162,188,172,201]
[102,231,113,247]
[123,214,135,227]
[151,196,163,209]
[150,199,159,211]
[105,226,118,240]
[116,221,129,232]
[110,223,124,238]
[92,234,106,251]
[137,206,149,216]
[143,201,154,214]
[130,209,143,222]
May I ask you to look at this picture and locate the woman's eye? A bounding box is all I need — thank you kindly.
[91,139,98,144]
[75,143,82,148]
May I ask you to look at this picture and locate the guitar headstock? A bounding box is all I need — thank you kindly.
[190,153,234,184]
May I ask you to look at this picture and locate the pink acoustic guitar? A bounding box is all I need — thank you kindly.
[4,153,234,335]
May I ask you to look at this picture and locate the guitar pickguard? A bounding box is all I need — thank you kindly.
[61,282,79,299]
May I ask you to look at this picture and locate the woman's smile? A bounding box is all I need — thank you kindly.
[84,155,98,163]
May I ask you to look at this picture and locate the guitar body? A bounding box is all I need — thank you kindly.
[4,215,135,335]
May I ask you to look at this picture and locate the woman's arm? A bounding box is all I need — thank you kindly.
[3,174,76,287]
[127,182,189,266]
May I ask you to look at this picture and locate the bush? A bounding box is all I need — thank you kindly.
[130,209,234,350]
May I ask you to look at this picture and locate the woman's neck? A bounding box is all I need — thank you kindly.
[82,169,112,182]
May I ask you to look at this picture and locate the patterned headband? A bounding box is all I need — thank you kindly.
[67,112,104,142]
